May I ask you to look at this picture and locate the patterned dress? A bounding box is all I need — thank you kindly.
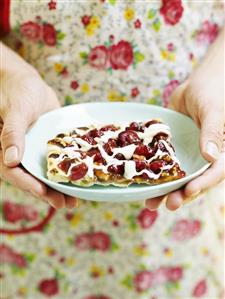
[0,1,224,299]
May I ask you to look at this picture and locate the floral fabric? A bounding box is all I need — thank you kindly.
[0,1,224,298]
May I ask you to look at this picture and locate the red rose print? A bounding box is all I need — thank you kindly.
[38,278,59,297]
[134,19,142,29]
[82,15,91,26]
[167,42,175,52]
[3,201,39,223]
[172,219,201,241]
[153,266,183,285]
[196,21,219,44]
[43,23,57,46]
[20,21,42,42]
[162,79,180,107]
[131,87,140,97]
[137,208,158,229]
[109,40,134,70]
[84,296,111,299]
[74,233,92,250]
[166,266,183,281]
[134,271,154,292]
[91,232,111,251]
[89,45,109,70]
[48,0,57,10]
[0,244,26,268]
[160,0,184,26]
[192,279,207,297]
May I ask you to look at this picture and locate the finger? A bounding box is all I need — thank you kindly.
[166,190,184,211]
[199,107,224,162]
[1,111,28,167]
[1,162,47,197]
[45,86,61,112]
[168,80,189,114]
[42,188,66,209]
[184,152,225,197]
[145,195,166,210]
[65,195,79,209]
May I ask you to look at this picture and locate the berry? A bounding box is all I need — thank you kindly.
[118,130,141,146]
[108,164,124,175]
[149,160,164,174]
[70,163,88,180]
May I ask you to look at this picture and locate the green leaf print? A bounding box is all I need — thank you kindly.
[152,18,161,32]
[134,52,145,64]
[147,97,158,105]
[126,215,138,231]
[148,9,157,19]
[24,253,36,263]
[64,95,73,105]
[166,281,180,292]
[80,52,88,59]
[111,242,120,251]
[57,31,66,40]
[108,0,117,5]
[121,274,133,289]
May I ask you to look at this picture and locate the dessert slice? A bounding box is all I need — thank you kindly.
[47,120,185,187]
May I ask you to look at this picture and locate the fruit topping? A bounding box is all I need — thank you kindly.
[70,163,88,180]
[118,130,141,146]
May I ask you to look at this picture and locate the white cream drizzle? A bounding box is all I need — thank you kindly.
[137,124,171,145]
[50,120,179,180]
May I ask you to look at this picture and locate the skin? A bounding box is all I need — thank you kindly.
[146,27,225,211]
[0,27,224,211]
[0,43,78,209]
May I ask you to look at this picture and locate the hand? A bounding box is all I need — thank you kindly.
[0,43,78,209]
[146,28,225,211]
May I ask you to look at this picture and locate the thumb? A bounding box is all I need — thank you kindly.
[200,108,224,162]
[1,111,28,167]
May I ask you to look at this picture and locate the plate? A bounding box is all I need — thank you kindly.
[22,103,210,202]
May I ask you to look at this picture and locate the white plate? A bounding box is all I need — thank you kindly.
[22,103,210,202]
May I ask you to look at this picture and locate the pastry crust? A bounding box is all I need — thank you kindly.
[46,120,185,187]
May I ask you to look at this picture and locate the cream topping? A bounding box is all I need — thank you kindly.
[49,120,179,180]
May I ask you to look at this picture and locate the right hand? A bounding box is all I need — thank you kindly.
[0,43,78,209]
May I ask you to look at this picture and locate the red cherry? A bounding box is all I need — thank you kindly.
[81,134,97,145]
[134,145,154,159]
[135,160,147,172]
[87,148,105,164]
[58,159,72,173]
[88,128,103,138]
[100,125,118,132]
[126,121,144,132]
[108,164,124,175]
[103,139,117,155]
[70,163,88,180]
[145,120,161,127]
[114,153,125,160]
[118,130,141,146]
[149,160,164,174]
[141,173,150,180]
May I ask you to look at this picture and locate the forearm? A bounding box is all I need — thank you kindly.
[193,26,224,88]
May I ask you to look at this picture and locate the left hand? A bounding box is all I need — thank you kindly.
[146,28,225,211]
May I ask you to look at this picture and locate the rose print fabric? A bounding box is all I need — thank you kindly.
[1,1,225,298]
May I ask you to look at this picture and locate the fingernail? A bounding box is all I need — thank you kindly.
[4,146,19,165]
[191,190,201,197]
[206,142,219,160]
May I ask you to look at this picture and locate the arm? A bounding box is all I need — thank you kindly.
[0,42,78,209]
[146,26,225,210]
